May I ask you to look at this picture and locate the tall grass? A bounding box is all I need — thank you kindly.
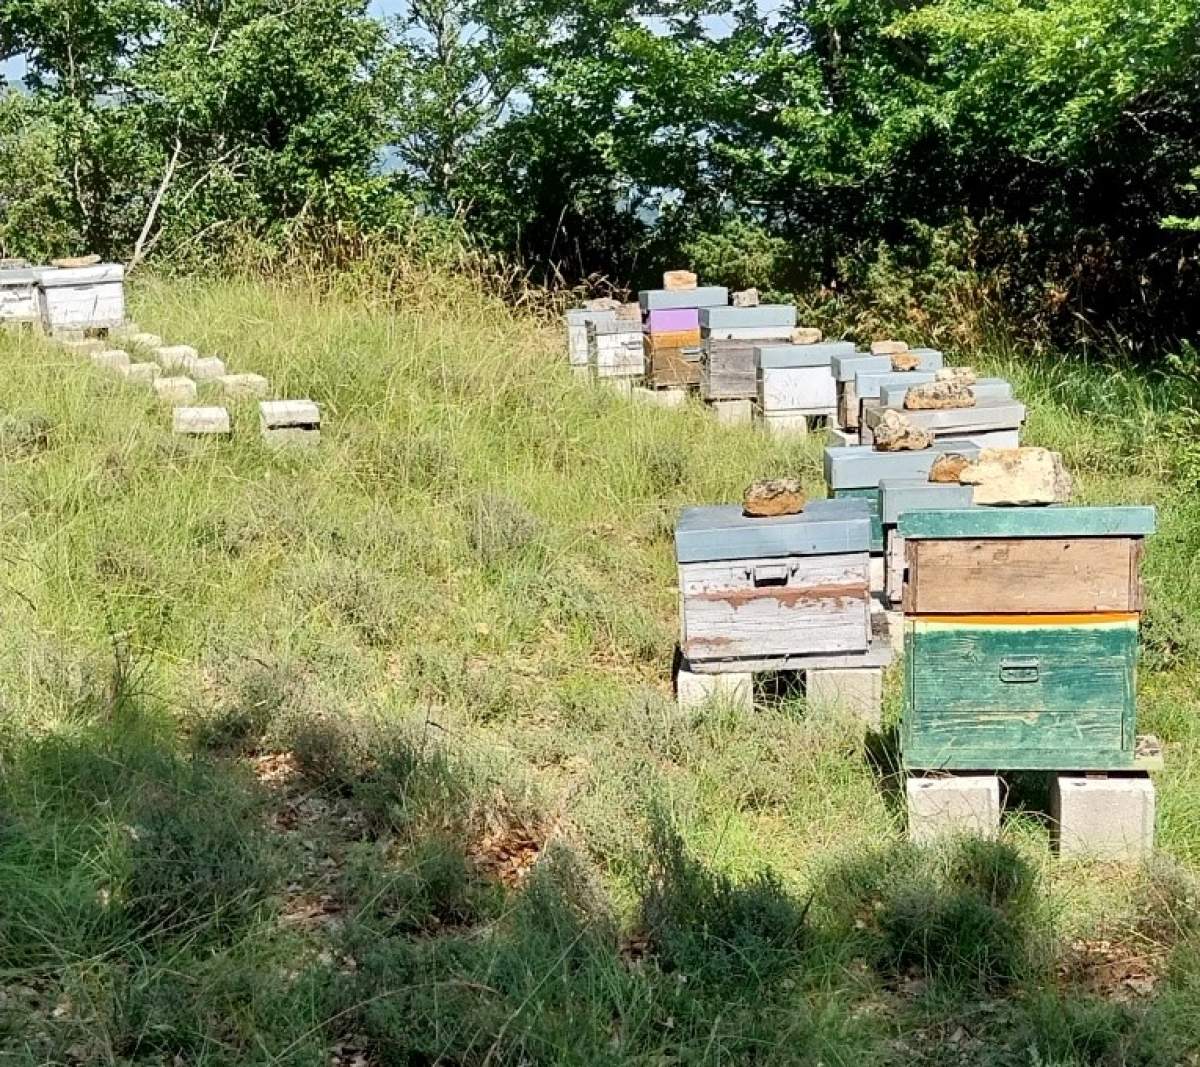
[0,271,1197,1062]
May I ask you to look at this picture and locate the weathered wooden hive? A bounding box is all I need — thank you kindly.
[566,308,614,371]
[0,268,40,325]
[675,497,873,671]
[640,287,727,389]
[823,441,983,554]
[699,305,796,402]
[37,264,125,332]
[755,341,853,433]
[899,505,1156,771]
[878,480,975,606]
[588,312,644,380]
[831,353,889,429]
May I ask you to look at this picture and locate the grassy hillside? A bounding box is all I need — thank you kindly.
[0,273,1198,1064]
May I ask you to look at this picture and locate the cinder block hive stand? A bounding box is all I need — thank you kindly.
[898,505,1160,858]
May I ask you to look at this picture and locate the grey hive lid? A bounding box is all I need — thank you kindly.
[831,353,890,381]
[675,497,870,563]
[823,440,984,489]
[0,269,39,285]
[566,308,615,325]
[879,479,976,525]
[700,305,797,330]
[854,369,936,398]
[756,341,856,368]
[39,264,124,287]
[639,287,729,311]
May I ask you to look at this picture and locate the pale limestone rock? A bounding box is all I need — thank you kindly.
[929,453,971,483]
[732,288,760,308]
[154,376,198,404]
[872,408,933,452]
[91,349,130,372]
[50,254,101,268]
[615,301,641,321]
[905,381,976,410]
[935,366,978,385]
[127,332,163,350]
[119,362,161,386]
[217,373,270,399]
[663,270,698,291]
[743,478,806,517]
[154,344,198,372]
[792,327,823,345]
[582,297,621,312]
[871,340,909,355]
[958,447,1072,506]
[185,356,226,381]
[891,352,921,372]
[173,405,230,436]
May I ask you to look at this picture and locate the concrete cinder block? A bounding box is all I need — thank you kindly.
[217,373,270,399]
[119,362,161,386]
[185,356,226,381]
[827,426,857,448]
[260,399,320,447]
[1051,775,1155,861]
[885,609,904,653]
[126,332,163,349]
[61,337,105,355]
[173,405,230,436]
[805,667,883,729]
[675,666,754,712]
[907,775,1001,843]
[154,345,198,372]
[633,385,688,408]
[710,398,753,426]
[154,376,198,404]
[761,413,817,438]
[91,349,130,371]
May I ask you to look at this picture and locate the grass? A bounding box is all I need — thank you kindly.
[0,271,1198,1063]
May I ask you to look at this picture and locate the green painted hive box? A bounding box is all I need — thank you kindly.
[899,506,1156,772]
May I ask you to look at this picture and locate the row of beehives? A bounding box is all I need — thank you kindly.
[672,443,1160,857]
[564,271,1026,445]
[0,259,322,447]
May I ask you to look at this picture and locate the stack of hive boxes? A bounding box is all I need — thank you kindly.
[853,350,944,438]
[700,304,796,422]
[900,505,1159,857]
[878,480,974,610]
[639,277,728,391]
[754,341,855,437]
[832,352,889,432]
[566,307,615,378]
[588,303,644,385]
[861,382,1025,447]
[0,266,40,328]
[673,498,892,724]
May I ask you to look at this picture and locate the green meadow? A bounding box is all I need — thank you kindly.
[0,272,1198,1064]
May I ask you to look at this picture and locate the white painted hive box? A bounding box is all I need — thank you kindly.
[38,264,125,331]
[755,343,850,416]
[587,320,643,378]
[0,269,40,323]
[675,497,872,669]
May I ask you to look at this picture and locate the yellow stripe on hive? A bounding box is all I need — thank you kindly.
[910,612,1139,628]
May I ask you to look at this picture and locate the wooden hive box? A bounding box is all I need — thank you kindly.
[831,353,889,429]
[878,480,975,606]
[899,506,1156,772]
[566,309,614,368]
[862,397,1026,447]
[755,342,852,422]
[0,268,40,324]
[37,264,125,332]
[645,329,702,388]
[878,378,1013,409]
[676,498,873,671]
[588,319,644,379]
[699,306,796,401]
[823,441,983,554]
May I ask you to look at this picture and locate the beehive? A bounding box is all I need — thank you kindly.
[755,342,853,429]
[878,480,975,606]
[862,397,1025,448]
[830,353,889,429]
[878,378,1013,409]
[675,498,872,671]
[566,308,615,369]
[37,264,125,332]
[642,307,702,388]
[823,441,983,554]
[0,268,40,325]
[699,306,796,401]
[588,318,644,379]
[899,506,1156,771]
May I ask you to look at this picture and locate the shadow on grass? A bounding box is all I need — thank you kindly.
[5,648,1200,1065]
